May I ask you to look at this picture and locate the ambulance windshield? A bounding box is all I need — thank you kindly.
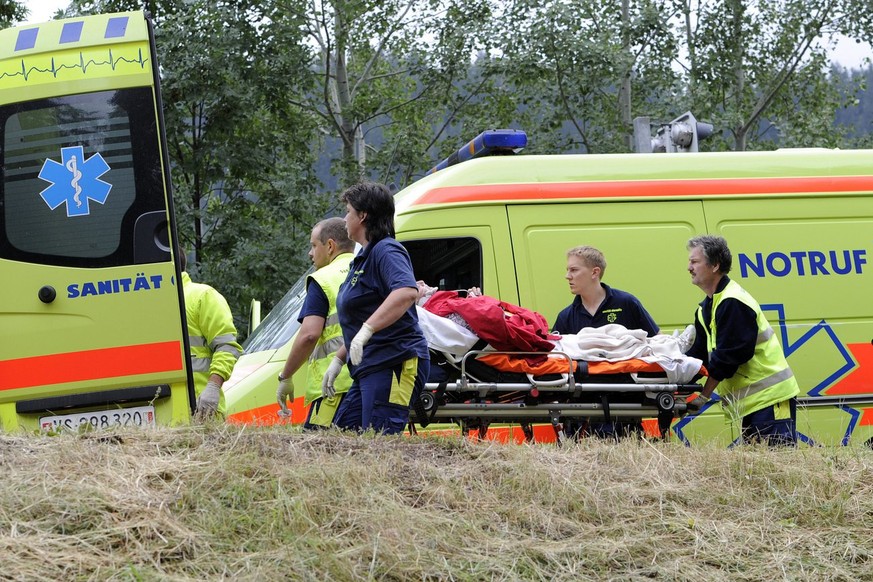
[243,266,314,352]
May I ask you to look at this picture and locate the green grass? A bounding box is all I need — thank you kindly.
[0,426,870,581]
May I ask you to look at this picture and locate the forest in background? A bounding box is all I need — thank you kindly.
[835,65,873,143]
[2,0,873,337]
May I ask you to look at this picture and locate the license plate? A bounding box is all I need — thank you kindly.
[39,405,156,432]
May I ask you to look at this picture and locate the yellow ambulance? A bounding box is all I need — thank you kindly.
[226,136,873,447]
[0,12,194,431]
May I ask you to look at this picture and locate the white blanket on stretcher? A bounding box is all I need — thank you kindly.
[416,306,483,362]
[553,324,702,384]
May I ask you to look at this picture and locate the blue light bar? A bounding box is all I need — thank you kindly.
[427,129,527,176]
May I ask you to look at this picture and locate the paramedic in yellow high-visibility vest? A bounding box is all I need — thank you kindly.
[276,218,356,428]
[180,246,243,420]
[685,235,800,445]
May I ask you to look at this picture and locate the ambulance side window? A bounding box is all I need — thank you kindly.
[0,88,167,268]
[402,237,482,292]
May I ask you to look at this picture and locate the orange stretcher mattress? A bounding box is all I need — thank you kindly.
[476,353,707,377]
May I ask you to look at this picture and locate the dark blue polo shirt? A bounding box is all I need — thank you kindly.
[336,237,429,379]
[552,283,659,336]
[298,280,329,322]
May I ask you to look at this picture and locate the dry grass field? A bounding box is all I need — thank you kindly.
[1,425,871,581]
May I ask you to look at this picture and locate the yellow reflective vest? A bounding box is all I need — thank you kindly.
[182,272,243,414]
[304,252,355,406]
[697,279,800,421]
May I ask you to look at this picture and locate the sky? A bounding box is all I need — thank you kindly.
[21,0,68,24]
[19,0,872,69]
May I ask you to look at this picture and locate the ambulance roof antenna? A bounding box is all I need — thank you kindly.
[633,112,713,153]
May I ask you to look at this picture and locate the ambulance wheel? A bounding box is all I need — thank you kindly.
[419,391,435,412]
[656,392,675,412]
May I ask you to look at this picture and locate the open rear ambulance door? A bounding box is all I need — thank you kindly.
[0,12,194,431]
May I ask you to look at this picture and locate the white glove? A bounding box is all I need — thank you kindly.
[675,324,696,354]
[349,323,375,366]
[322,356,344,398]
[276,378,293,418]
[196,379,221,418]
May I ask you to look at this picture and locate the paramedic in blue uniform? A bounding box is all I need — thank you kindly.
[553,245,659,439]
[553,245,659,337]
[684,235,799,445]
[323,182,430,434]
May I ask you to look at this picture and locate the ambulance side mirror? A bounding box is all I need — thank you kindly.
[248,298,262,335]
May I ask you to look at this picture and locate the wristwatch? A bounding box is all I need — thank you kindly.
[278,373,288,382]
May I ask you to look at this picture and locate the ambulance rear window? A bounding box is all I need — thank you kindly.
[0,88,167,268]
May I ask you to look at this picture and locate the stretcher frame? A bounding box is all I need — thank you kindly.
[415,350,702,441]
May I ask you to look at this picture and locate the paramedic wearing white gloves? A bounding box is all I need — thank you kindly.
[325,182,430,434]
[553,245,659,439]
[276,218,356,428]
[179,245,243,420]
[684,235,799,445]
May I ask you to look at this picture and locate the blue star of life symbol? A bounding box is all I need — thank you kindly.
[38,146,112,217]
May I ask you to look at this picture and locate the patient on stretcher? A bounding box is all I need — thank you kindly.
[412,284,704,441]
[415,283,701,384]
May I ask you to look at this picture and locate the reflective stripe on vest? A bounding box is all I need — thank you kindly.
[187,334,242,370]
[191,357,212,373]
[720,367,796,409]
[211,333,239,351]
[303,253,355,405]
[698,279,799,419]
[757,326,774,344]
[311,336,345,362]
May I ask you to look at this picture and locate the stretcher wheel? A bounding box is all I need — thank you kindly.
[521,423,534,442]
[419,391,435,412]
[656,392,675,412]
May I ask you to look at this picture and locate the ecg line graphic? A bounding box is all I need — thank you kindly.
[0,48,149,82]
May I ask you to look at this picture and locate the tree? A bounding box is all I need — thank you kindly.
[0,0,28,27]
[832,63,872,145]
[156,1,322,283]
[291,0,503,186]
[677,0,860,150]
[491,0,680,154]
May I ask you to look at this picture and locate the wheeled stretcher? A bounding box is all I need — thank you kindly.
[413,350,703,441]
